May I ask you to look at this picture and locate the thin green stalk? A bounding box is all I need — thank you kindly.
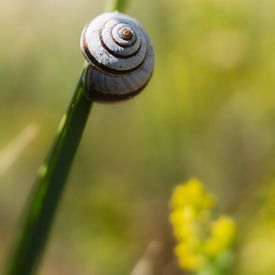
[5,68,92,275]
[107,0,128,11]
[5,1,129,274]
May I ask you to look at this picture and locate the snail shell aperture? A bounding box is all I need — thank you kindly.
[80,12,154,102]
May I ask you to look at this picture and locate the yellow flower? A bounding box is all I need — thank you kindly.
[171,178,215,211]
[174,222,199,241]
[175,243,205,271]
[204,215,236,257]
[170,207,197,224]
[169,178,237,273]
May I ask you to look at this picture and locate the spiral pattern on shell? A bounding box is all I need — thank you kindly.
[80,12,154,102]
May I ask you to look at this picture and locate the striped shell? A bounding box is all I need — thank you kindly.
[80,12,154,102]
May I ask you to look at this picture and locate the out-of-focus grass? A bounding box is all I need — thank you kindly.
[1,0,275,274]
[0,124,38,177]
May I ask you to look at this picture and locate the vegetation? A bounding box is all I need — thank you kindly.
[1,0,275,274]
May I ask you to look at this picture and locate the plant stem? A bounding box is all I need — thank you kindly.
[6,68,92,275]
[6,1,128,274]
[107,0,128,11]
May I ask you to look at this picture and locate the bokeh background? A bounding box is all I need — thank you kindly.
[1,0,275,274]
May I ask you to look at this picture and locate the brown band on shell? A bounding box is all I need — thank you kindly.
[99,28,142,59]
[83,64,153,102]
[82,31,147,75]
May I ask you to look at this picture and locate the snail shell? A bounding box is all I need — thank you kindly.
[80,12,154,102]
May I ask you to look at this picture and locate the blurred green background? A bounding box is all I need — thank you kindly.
[1,0,275,274]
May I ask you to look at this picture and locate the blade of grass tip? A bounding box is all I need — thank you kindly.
[106,0,128,11]
[0,123,39,177]
[5,68,92,275]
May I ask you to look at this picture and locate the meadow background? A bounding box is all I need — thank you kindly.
[1,0,275,274]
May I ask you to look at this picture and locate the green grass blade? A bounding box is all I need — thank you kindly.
[107,0,128,11]
[5,68,92,275]
[5,0,129,273]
